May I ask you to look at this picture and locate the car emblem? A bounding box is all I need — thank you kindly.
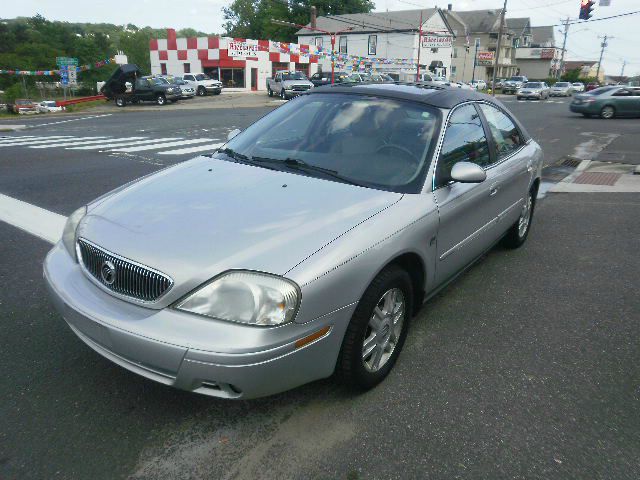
[100,260,116,285]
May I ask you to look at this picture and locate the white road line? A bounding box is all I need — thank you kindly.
[0,135,38,140]
[27,137,116,148]
[112,138,216,153]
[70,137,183,150]
[0,193,66,244]
[158,143,224,155]
[0,136,75,146]
[26,114,113,129]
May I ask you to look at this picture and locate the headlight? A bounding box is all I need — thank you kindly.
[285,85,293,90]
[176,271,300,326]
[62,206,87,261]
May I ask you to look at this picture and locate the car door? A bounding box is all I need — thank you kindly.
[432,103,504,285]
[478,103,534,232]
[611,88,635,116]
[632,89,640,116]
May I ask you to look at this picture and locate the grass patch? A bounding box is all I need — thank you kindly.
[64,100,110,113]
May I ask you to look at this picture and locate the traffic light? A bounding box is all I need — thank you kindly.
[579,0,595,20]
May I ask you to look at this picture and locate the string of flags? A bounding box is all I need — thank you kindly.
[0,57,115,76]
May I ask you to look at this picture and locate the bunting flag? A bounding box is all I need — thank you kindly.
[0,57,115,76]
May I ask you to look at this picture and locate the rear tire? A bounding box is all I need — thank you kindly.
[503,187,535,249]
[115,97,125,107]
[336,265,413,391]
[600,105,615,119]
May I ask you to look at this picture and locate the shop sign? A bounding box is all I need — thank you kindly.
[421,35,452,49]
[228,41,260,57]
[476,51,494,66]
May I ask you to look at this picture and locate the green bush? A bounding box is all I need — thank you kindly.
[3,83,25,104]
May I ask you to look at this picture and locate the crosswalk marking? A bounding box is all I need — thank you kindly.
[112,138,216,153]
[68,138,184,150]
[0,136,73,146]
[158,143,224,155]
[30,137,143,148]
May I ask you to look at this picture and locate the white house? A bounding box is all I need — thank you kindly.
[296,9,455,79]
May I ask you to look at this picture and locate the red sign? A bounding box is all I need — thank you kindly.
[541,48,555,59]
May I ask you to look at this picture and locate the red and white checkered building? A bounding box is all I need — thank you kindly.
[150,29,321,91]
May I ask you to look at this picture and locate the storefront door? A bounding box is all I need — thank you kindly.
[251,68,258,91]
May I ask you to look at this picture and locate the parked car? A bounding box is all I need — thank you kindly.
[469,80,487,90]
[10,99,38,114]
[310,71,355,87]
[549,82,573,97]
[182,73,222,96]
[37,100,65,113]
[502,76,529,94]
[267,71,314,99]
[517,82,550,100]
[348,73,372,83]
[444,81,473,90]
[158,76,196,99]
[101,64,182,106]
[572,82,585,92]
[492,78,507,89]
[570,85,640,119]
[369,73,395,83]
[586,82,600,92]
[44,83,542,399]
[417,73,446,85]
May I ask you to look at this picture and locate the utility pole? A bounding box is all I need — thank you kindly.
[596,35,611,82]
[558,17,570,79]
[471,38,479,83]
[491,0,508,96]
[416,10,424,81]
[620,60,626,77]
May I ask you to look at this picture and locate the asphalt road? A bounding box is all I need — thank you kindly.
[1,96,639,479]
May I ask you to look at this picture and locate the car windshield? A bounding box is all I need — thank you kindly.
[195,74,210,81]
[219,93,441,193]
[509,77,526,82]
[153,78,170,85]
[282,72,308,80]
[43,101,56,106]
[524,82,543,88]
[573,83,583,86]
[16,100,32,105]
[174,79,185,85]
[587,86,618,96]
[555,82,570,87]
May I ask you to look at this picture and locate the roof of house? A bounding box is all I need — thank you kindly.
[442,9,503,34]
[506,17,531,35]
[564,60,598,71]
[530,26,555,47]
[296,9,439,35]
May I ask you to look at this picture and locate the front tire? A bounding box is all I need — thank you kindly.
[156,94,166,106]
[268,87,273,97]
[197,86,206,96]
[600,105,615,119]
[503,187,535,249]
[337,265,413,391]
[115,97,125,107]
[280,89,286,100]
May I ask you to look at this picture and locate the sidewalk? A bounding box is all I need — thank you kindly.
[551,154,640,193]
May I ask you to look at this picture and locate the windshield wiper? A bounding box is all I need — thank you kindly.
[217,147,279,170]
[252,156,365,187]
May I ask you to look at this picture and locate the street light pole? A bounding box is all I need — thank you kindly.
[491,0,508,96]
[416,10,423,82]
[271,19,353,84]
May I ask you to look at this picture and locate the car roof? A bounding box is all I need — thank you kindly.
[309,82,506,109]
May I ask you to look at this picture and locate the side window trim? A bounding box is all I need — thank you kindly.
[476,101,527,167]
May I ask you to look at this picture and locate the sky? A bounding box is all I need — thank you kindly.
[3,0,639,76]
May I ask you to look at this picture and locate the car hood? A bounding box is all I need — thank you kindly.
[79,156,402,306]
[282,80,313,86]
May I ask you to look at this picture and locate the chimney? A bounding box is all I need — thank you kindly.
[448,3,452,11]
[311,6,317,29]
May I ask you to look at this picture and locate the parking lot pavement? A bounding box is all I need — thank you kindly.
[1,99,639,479]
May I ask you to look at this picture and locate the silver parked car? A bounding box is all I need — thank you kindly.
[550,82,573,97]
[44,84,543,399]
[517,82,550,100]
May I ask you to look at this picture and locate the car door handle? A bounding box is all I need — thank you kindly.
[489,186,498,196]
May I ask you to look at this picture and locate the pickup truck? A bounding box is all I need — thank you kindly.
[101,64,182,106]
[502,76,529,95]
[182,73,222,96]
[9,99,38,114]
[266,71,314,99]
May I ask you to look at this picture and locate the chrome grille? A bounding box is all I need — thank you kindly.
[77,238,173,302]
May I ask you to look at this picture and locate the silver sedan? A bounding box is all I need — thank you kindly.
[45,84,543,399]
[517,82,551,100]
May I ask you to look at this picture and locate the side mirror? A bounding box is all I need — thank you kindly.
[450,162,486,183]
[227,128,241,141]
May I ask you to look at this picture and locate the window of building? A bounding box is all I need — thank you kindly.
[475,38,481,48]
[184,63,191,73]
[220,68,245,88]
[339,36,347,54]
[315,37,323,49]
[435,104,490,187]
[478,104,524,160]
[513,38,520,48]
[368,35,377,55]
[160,63,167,75]
[451,65,457,75]
[453,47,458,58]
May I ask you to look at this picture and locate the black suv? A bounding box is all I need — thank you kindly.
[101,64,182,106]
[309,71,355,87]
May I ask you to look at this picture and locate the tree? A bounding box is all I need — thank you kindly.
[223,0,375,41]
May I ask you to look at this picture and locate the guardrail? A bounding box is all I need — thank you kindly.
[56,95,106,107]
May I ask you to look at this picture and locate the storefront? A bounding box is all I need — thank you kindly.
[150,29,320,91]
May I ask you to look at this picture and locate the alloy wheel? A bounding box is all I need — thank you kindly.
[518,193,533,238]
[601,106,615,119]
[362,288,405,373]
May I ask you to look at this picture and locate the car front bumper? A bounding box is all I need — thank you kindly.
[44,242,353,399]
[205,85,222,92]
[518,92,542,99]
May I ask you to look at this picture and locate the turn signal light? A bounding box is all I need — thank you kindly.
[295,326,331,349]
